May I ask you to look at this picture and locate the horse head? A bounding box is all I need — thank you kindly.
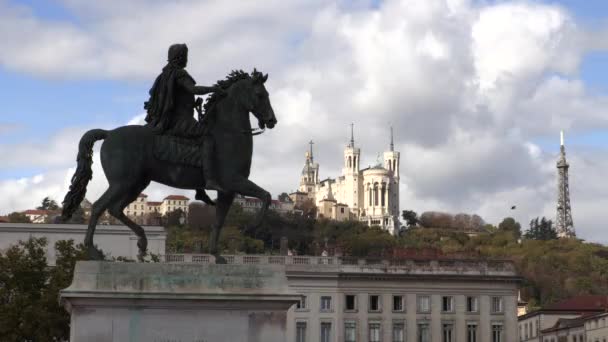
[248,69,277,129]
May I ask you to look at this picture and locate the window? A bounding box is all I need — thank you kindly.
[491,297,504,313]
[417,322,430,342]
[466,296,478,313]
[344,322,356,342]
[320,296,332,311]
[321,322,332,342]
[296,322,306,342]
[467,323,477,342]
[341,207,345,214]
[492,323,503,342]
[442,323,454,342]
[296,295,307,310]
[345,295,357,311]
[392,322,405,342]
[369,295,381,312]
[369,323,381,342]
[417,295,431,313]
[393,295,404,312]
[442,296,454,312]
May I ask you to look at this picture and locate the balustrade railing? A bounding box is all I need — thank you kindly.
[158,254,515,274]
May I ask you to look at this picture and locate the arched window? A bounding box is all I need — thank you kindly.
[381,183,386,207]
[368,184,372,206]
[373,182,379,206]
[393,159,396,172]
[348,156,352,168]
[353,156,357,170]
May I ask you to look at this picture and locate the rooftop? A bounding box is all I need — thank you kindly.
[519,295,608,320]
[23,209,51,215]
[164,195,190,201]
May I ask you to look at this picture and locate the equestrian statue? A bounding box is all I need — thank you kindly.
[60,43,277,263]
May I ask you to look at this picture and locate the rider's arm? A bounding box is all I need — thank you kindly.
[177,77,217,95]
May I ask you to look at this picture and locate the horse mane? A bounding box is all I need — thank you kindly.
[203,69,265,116]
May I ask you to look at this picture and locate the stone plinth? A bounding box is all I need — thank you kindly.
[61,261,300,342]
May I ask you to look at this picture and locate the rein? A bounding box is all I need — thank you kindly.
[246,127,266,136]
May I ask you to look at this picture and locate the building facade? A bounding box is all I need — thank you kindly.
[292,127,401,234]
[0,223,166,265]
[160,254,520,342]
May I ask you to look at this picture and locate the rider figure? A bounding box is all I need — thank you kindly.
[145,43,224,195]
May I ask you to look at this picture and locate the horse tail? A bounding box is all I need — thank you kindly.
[61,129,108,221]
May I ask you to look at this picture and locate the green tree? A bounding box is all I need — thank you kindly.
[524,217,557,240]
[0,238,98,341]
[164,208,186,227]
[7,211,31,223]
[278,192,291,202]
[38,196,60,211]
[498,217,522,239]
[401,210,419,228]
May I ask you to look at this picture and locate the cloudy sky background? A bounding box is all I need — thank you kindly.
[0,0,607,242]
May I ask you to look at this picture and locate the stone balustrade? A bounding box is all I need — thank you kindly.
[160,254,517,276]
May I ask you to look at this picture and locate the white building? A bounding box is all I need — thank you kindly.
[160,195,189,216]
[0,223,166,265]
[292,126,401,234]
[122,193,190,224]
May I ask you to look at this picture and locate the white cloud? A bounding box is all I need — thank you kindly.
[0,0,607,243]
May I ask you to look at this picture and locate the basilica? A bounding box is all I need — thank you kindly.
[290,127,401,234]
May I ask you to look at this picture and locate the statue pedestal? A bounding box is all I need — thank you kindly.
[61,261,300,342]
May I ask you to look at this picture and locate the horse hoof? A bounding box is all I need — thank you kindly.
[214,255,227,264]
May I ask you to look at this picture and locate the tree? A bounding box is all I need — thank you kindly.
[401,210,419,228]
[498,217,522,239]
[524,217,557,241]
[164,208,186,227]
[0,237,93,341]
[7,211,31,223]
[38,196,60,211]
[278,192,291,202]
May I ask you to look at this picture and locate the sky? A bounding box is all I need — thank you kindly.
[0,0,607,243]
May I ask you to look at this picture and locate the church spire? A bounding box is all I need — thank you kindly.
[308,140,314,162]
[348,123,355,148]
[389,126,394,152]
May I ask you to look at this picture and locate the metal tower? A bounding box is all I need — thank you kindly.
[556,130,575,238]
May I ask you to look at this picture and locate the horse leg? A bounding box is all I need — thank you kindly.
[209,191,235,264]
[84,185,121,260]
[227,178,271,230]
[107,182,150,261]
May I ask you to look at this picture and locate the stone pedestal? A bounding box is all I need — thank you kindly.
[60,261,300,342]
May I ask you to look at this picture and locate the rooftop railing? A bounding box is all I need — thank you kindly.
[159,254,517,275]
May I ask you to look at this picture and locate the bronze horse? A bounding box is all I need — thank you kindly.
[61,70,277,263]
